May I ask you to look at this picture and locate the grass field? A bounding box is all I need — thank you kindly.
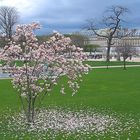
[0,67,140,139]
[85,61,140,67]
[1,60,140,68]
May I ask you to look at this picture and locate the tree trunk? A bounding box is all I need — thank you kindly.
[26,75,34,124]
[26,97,36,124]
[90,48,92,55]
[106,39,111,69]
[123,57,126,70]
[31,98,36,122]
[27,95,32,123]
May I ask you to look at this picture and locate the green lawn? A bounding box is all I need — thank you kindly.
[85,61,140,67]
[1,60,140,68]
[0,67,140,139]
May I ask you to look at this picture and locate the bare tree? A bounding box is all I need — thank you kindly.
[116,40,137,70]
[115,28,138,61]
[0,6,19,38]
[85,5,128,67]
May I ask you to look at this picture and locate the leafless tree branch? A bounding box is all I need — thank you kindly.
[0,6,19,38]
[85,5,129,65]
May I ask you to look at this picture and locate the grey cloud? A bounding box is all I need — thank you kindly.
[18,0,140,34]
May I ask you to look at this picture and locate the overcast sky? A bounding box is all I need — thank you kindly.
[0,0,140,34]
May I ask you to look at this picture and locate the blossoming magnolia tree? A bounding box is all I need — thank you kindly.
[0,23,89,123]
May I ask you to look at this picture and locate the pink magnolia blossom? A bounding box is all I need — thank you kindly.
[0,23,90,123]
